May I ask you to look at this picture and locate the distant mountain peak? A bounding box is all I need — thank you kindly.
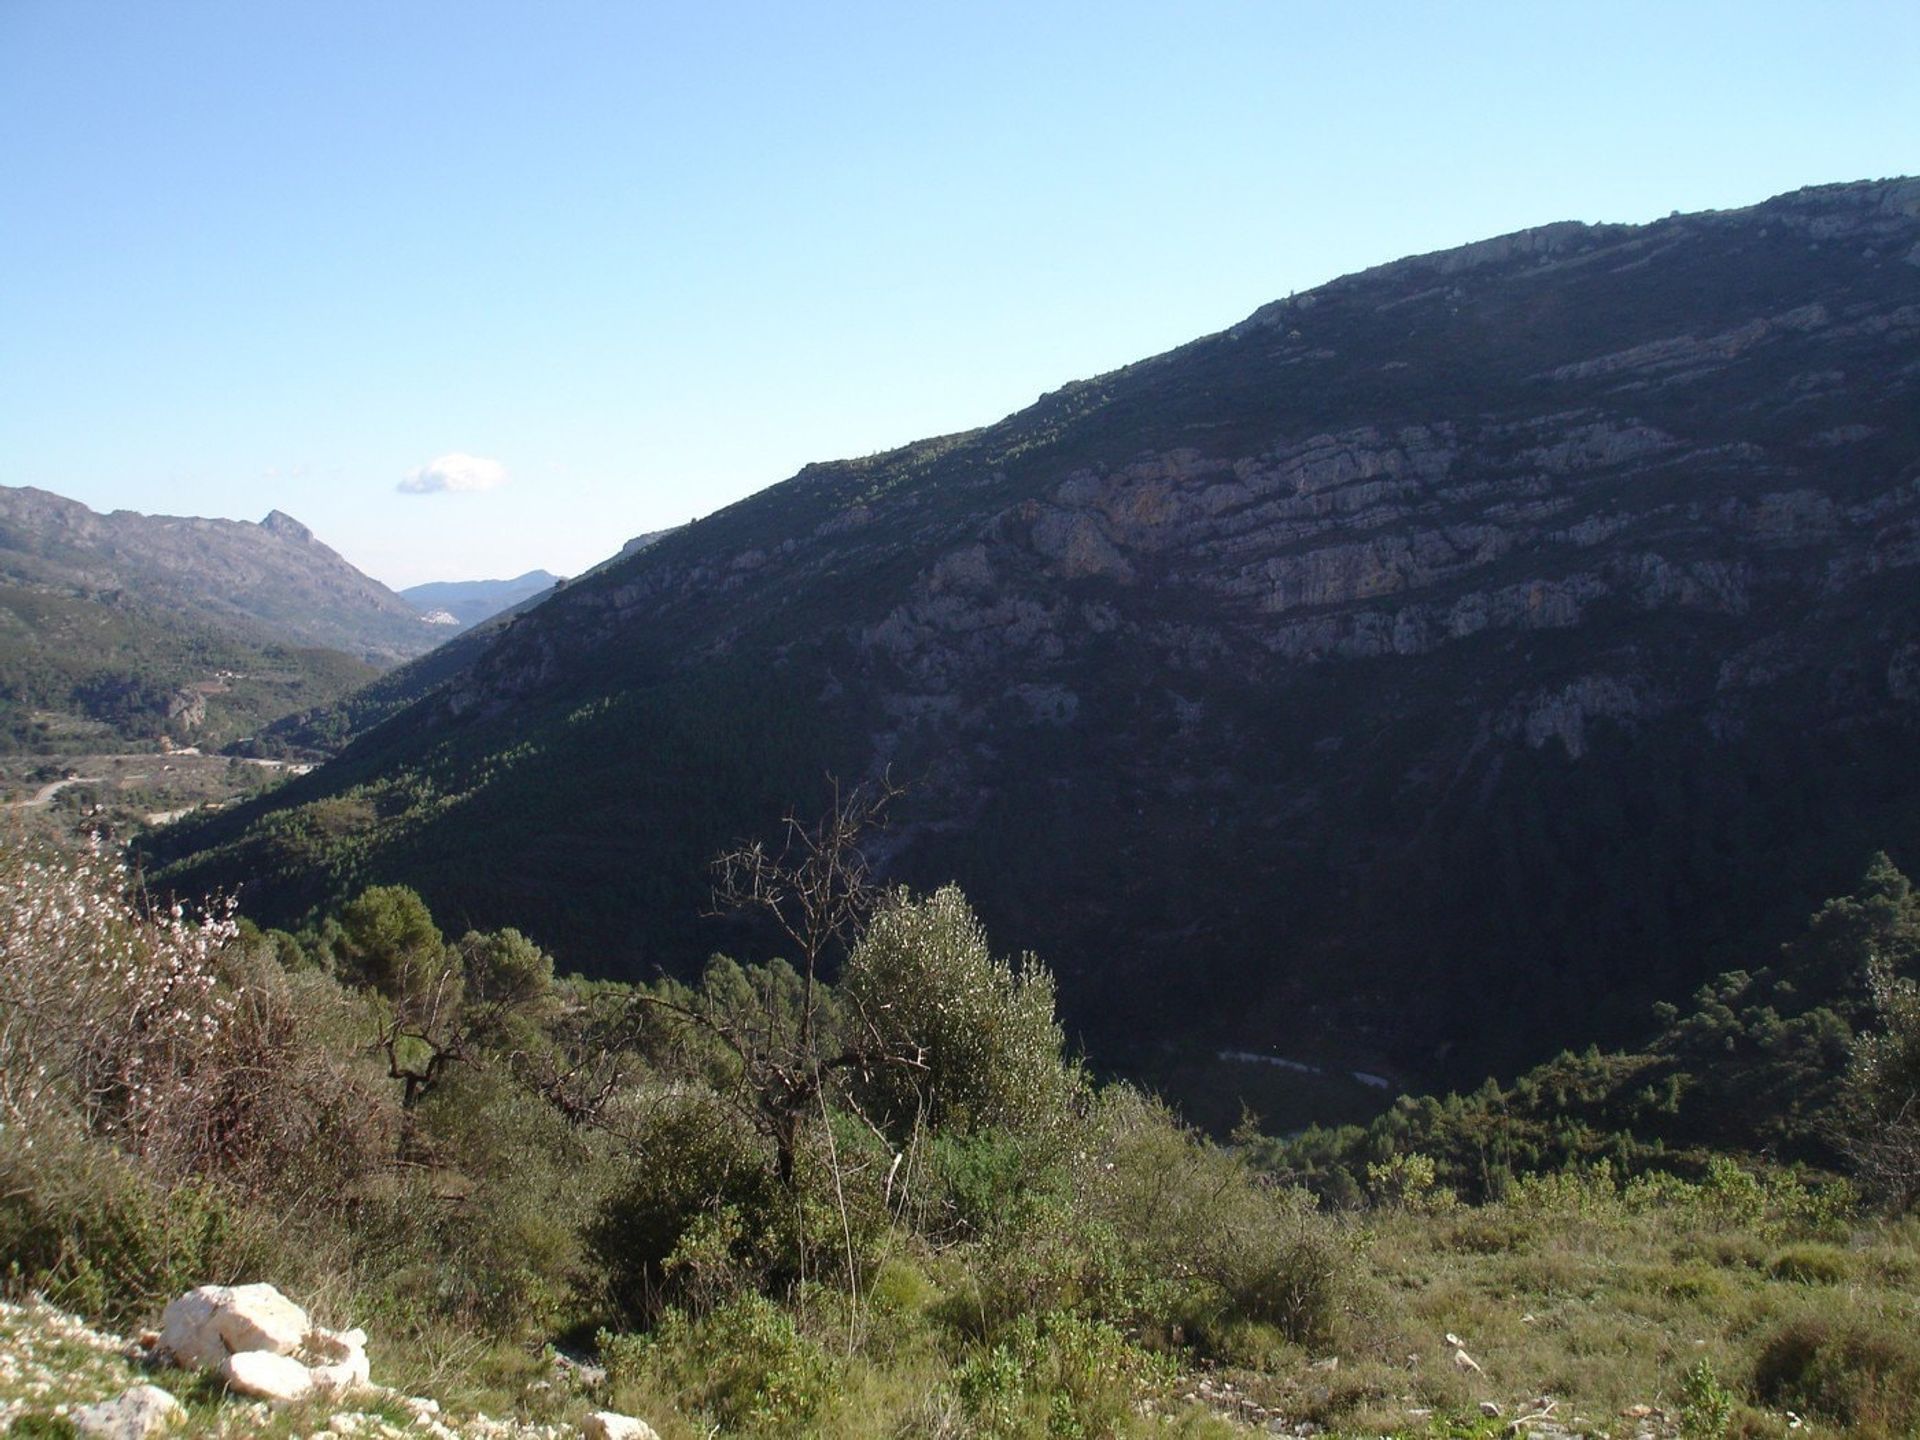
[399,570,566,632]
[260,510,313,543]
[0,483,438,667]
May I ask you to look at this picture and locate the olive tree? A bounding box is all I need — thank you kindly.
[840,885,1078,1139]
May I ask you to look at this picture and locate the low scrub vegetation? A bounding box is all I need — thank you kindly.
[3,818,1920,1436]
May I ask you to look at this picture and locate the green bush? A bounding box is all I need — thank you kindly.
[948,1195,1132,1342]
[840,886,1080,1138]
[1679,1358,1735,1440]
[955,1310,1171,1440]
[587,1094,779,1324]
[395,1067,601,1333]
[1091,1089,1355,1350]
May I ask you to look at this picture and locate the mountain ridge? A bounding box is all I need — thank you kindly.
[0,487,442,748]
[156,176,1920,1093]
[0,486,439,664]
[401,571,564,631]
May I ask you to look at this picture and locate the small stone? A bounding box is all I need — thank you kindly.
[581,1412,661,1440]
[70,1384,185,1439]
[1480,1401,1503,1417]
[311,1353,373,1394]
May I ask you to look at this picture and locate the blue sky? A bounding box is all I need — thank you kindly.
[2,2,1916,588]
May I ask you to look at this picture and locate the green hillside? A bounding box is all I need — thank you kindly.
[0,581,379,752]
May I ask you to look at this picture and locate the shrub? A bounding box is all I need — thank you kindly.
[955,1310,1171,1440]
[1753,1311,1920,1432]
[1768,1243,1853,1285]
[602,1293,839,1434]
[0,1119,266,1322]
[0,842,236,1165]
[587,1093,779,1324]
[399,1067,600,1333]
[1679,1358,1735,1440]
[922,1126,1075,1244]
[1090,1088,1355,1350]
[947,1193,1132,1341]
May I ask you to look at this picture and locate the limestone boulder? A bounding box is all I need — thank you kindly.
[582,1412,661,1440]
[158,1284,309,1369]
[306,1323,373,1392]
[219,1348,315,1402]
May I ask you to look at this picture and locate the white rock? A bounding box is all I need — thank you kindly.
[220,1348,315,1402]
[307,1326,372,1393]
[70,1384,185,1438]
[159,1284,310,1370]
[582,1413,661,1440]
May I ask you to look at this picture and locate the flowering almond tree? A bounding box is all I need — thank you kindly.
[0,840,236,1168]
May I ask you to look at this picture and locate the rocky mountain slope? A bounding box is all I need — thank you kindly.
[0,489,445,748]
[402,570,563,631]
[157,178,1920,1090]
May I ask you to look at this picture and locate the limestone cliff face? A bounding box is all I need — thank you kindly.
[170,178,1920,1084]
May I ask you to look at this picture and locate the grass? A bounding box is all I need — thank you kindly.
[1231,1185,1920,1439]
[9,1170,1920,1437]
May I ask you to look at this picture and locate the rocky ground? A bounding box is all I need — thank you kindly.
[0,1299,649,1440]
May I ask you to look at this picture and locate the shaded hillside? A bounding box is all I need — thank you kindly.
[402,570,562,630]
[0,489,444,749]
[255,530,678,755]
[156,178,1920,1090]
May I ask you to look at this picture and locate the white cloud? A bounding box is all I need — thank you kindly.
[398,452,510,495]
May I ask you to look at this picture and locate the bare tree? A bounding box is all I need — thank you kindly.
[626,772,911,1187]
[710,770,905,1056]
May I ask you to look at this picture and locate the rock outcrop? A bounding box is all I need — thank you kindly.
[581,1413,661,1440]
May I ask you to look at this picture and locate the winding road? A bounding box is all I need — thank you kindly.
[7,776,102,809]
